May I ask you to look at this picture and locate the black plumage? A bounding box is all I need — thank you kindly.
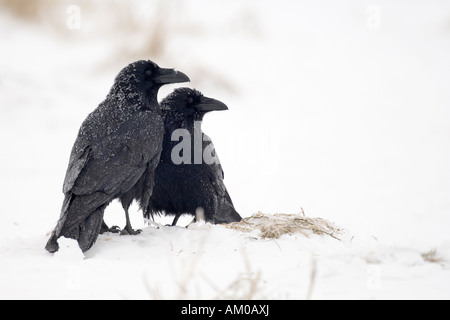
[45,60,189,253]
[146,88,242,225]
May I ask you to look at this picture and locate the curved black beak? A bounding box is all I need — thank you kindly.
[194,96,228,112]
[153,68,190,85]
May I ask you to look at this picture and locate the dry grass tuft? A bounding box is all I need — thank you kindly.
[227,212,343,241]
[421,248,444,265]
[0,0,49,21]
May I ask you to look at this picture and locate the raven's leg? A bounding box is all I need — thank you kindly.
[120,204,142,236]
[171,214,181,226]
[186,217,197,228]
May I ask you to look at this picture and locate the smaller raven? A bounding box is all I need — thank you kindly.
[146,88,242,225]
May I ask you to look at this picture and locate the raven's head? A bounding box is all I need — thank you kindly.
[110,60,190,111]
[161,88,228,126]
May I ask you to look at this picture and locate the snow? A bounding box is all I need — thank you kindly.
[1,0,450,300]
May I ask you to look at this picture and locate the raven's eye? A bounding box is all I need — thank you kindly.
[187,97,194,105]
[145,70,153,77]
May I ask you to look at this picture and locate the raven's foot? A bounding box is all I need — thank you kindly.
[120,226,142,236]
[101,226,121,234]
[100,223,121,234]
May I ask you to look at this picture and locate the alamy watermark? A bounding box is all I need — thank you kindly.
[66,265,82,290]
[366,265,381,290]
[171,121,220,165]
[366,5,381,30]
[169,121,280,177]
[66,5,81,30]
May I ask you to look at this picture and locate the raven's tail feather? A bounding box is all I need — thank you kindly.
[77,207,105,252]
[45,194,73,253]
[45,234,60,253]
[45,193,110,253]
[215,199,242,224]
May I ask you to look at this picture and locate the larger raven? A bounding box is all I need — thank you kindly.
[45,60,189,253]
[146,88,242,225]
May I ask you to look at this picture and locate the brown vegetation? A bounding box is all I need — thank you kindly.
[227,212,343,240]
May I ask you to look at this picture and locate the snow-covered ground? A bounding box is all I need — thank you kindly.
[1,0,449,299]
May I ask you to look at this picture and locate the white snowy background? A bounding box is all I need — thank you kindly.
[0,0,449,299]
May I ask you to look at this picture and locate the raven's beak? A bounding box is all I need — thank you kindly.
[195,96,228,112]
[153,68,190,85]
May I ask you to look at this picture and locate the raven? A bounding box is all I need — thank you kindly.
[45,60,189,253]
[146,88,242,225]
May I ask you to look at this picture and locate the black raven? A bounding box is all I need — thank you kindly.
[45,60,189,253]
[146,88,242,225]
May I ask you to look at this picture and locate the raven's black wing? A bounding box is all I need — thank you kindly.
[202,134,226,195]
[65,110,163,195]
